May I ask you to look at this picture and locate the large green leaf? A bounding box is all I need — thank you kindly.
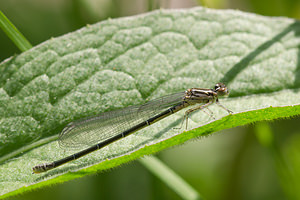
[0,7,300,198]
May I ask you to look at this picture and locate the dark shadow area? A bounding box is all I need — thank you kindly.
[220,21,300,86]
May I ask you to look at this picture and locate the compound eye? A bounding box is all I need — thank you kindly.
[214,84,220,91]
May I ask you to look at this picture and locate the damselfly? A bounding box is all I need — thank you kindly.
[33,83,232,173]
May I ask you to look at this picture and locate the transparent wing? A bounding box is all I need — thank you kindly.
[59,91,186,149]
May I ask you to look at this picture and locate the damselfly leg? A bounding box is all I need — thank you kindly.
[175,100,232,130]
[183,101,214,129]
[216,99,233,114]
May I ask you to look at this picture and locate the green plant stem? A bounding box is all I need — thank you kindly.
[139,156,203,200]
[0,10,32,52]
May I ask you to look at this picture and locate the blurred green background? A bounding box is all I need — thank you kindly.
[1,0,300,200]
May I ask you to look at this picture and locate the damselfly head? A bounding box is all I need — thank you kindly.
[214,83,229,97]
